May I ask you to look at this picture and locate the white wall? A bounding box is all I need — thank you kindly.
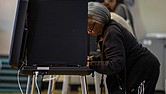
[139,0,166,33]
[129,0,166,40]
[0,0,18,55]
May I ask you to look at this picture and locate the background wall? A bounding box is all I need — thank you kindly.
[129,0,166,40]
[0,0,18,55]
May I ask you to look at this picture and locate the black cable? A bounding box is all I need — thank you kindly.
[100,74,104,94]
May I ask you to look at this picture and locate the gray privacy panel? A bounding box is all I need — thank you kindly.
[9,0,28,68]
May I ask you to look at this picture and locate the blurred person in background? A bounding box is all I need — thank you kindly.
[104,0,135,35]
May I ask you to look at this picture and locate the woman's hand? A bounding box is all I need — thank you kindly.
[87,56,94,68]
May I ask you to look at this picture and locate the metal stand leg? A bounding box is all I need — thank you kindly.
[62,75,70,94]
[80,76,88,94]
[26,75,32,94]
[52,77,56,92]
[104,75,109,94]
[94,72,108,94]
[31,75,35,94]
[26,75,35,94]
[47,75,55,94]
[94,72,101,94]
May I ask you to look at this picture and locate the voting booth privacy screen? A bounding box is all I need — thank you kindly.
[9,0,89,68]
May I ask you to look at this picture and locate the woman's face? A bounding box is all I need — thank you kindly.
[88,19,104,36]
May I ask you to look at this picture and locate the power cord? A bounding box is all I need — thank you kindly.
[17,64,25,94]
[35,71,41,94]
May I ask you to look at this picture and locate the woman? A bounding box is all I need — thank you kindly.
[88,2,160,94]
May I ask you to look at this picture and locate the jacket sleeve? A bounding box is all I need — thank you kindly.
[93,26,126,75]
